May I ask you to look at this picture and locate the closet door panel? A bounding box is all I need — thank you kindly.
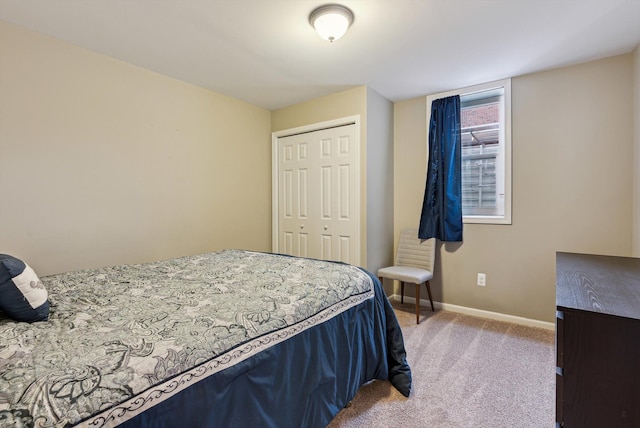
[276,123,359,264]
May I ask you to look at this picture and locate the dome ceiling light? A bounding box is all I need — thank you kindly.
[309,4,354,43]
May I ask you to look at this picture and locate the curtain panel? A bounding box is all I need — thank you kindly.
[418,95,463,242]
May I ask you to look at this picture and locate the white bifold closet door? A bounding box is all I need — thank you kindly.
[276,123,359,264]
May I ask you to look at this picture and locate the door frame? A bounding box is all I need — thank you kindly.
[272,115,361,262]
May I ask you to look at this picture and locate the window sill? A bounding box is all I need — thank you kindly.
[463,215,511,225]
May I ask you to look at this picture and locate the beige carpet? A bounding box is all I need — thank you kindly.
[327,302,556,428]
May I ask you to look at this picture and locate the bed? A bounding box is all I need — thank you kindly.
[0,249,411,428]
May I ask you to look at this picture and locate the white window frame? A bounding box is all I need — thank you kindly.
[426,79,512,225]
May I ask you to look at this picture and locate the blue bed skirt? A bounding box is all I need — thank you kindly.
[121,270,411,428]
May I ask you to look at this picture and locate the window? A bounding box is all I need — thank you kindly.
[426,79,511,224]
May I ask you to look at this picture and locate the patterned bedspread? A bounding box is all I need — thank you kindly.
[0,250,376,427]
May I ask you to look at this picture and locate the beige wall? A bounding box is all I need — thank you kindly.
[271,86,367,134]
[2,21,635,323]
[394,54,634,322]
[0,21,272,276]
[365,87,394,278]
[634,45,640,257]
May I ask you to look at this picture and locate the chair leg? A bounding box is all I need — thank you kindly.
[415,283,420,324]
[400,281,405,304]
[426,280,435,311]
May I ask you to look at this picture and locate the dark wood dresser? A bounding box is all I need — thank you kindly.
[555,252,640,427]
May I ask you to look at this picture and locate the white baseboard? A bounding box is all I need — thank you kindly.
[390,294,555,331]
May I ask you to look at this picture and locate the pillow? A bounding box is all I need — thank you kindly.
[0,254,49,322]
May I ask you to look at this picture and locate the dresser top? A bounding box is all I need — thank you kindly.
[556,252,640,320]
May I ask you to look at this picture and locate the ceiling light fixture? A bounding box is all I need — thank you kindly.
[309,4,354,43]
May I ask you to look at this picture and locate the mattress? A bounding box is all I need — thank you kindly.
[0,250,411,427]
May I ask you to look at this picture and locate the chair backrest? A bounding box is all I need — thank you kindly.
[395,228,436,273]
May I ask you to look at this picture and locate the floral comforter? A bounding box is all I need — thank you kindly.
[0,250,375,427]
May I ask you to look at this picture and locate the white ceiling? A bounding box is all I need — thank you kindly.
[1,0,639,110]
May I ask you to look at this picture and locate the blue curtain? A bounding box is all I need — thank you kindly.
[418,95,463,242]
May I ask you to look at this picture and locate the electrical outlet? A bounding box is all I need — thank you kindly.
[477,273,486,286]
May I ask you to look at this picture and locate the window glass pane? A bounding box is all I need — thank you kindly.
[460,96,500,216]
[462,157,496,209]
